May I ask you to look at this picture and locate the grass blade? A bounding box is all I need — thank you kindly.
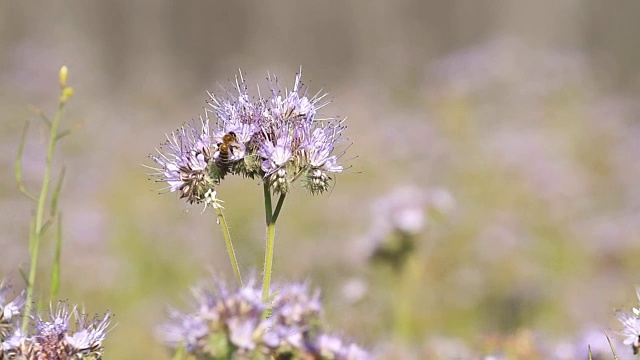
[55,129,72,141]
[605,332,619,360]
[28,104,52,127]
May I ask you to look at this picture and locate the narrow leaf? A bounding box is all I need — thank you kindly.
[18,267,28,285]
[40,219,52,236]
[28,104,51,127]
[50,166,66,217]
[50,213,62,301]
[15,120,37,201]
[605,332,619,360]
[55,129,72,141]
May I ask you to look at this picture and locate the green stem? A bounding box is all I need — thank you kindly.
[215,207,242,286]
[23,101,66,332]
[262,183,275,302]
[272,193,286,223]
[392,257,412,342]
[392,249,423,343]
[49,213,62,302]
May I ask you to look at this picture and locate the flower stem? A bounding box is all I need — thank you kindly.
[23,101,66,333]
[215,207,243,286]
[262,182,276,302]
[272,193,286,223]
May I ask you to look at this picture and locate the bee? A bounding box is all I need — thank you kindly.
[215,131,240,174]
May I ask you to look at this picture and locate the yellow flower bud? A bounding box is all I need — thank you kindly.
[59,66,69,88]
[60,87,74,104]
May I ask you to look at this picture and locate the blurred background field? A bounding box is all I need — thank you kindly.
[2,1,640,358]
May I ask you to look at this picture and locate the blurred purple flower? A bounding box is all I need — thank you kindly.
[355,186,455,269]
[158,277,368,359]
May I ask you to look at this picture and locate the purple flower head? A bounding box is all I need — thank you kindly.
[27,302,113,360]
[148,117,216,204]
[303,123,346,172]
[1,328,29,357]
[208,73,267,132]
[617,310,640,354]
[158,278,271,357]
[149,69,349,202]
[0,278,26,324]
[206,69,348,195]
[266,87,316,123]
[312,334,370,360]
[65,309,112,356]
[34,304,70,340]
[272,282,322,329]
[258,126,297,193]
[614,287,640,355]
[157,310,209,354]
[159,277,368,359]
[259,135,293,173]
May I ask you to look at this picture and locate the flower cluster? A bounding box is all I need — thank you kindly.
[158,278,369,360]
[0,279,112,360]
[358,186,455,270]
[0,279,26,341]
[616,287,640,355]
[149,70,347,204]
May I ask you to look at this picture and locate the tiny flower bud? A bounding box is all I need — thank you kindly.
[59,66,69,88]
[60,87,74,104]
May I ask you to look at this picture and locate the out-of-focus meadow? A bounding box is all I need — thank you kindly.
[2,1,640,358]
